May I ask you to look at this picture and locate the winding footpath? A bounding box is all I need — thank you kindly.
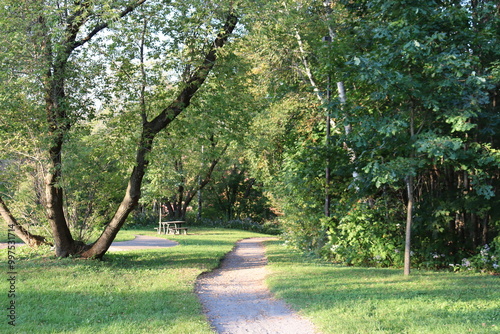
[1,235,319,333]
[196,237,319,334]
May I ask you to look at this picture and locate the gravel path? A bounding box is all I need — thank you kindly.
[196,237,319,334]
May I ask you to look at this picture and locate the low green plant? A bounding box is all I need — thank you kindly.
[322,197,405,267]
[447,239,500,274]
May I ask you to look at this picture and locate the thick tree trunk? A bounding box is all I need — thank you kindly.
[44,73,77,256]
[0,196,51,247]
[45,157,76,256]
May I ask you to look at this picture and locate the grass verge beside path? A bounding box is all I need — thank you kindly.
[1,227,269,333]
[264,240,499,334]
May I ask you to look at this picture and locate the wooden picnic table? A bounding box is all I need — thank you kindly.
[156,203,189,235]
[158,220,188,235]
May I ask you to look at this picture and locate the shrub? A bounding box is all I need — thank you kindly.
[323,200,404,267]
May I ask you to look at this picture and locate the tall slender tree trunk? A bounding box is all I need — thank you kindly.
[404,175,414,276]
[404,109,416,276]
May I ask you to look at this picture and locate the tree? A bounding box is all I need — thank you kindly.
[241,0,499,272]
[140,46,258,220]
[332,0,500,272]
[1,0,239,258]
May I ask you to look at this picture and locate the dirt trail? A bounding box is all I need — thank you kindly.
[196,237,319,334]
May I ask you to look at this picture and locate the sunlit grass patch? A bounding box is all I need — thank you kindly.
[264,240,499,334]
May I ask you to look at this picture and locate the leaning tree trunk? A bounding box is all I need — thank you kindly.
[80,129,154,258]
[80,13,238,259]
[0,195,50,247]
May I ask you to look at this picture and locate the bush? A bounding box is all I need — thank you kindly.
[126,210,157,228]
[280,214,328,257]
[323,200,404,267]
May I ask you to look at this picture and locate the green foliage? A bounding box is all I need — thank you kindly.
[201,163,274,222]
[325,198,405,267]
[62,123,133,241]
[1,0,498,268]
[239,0,500,272]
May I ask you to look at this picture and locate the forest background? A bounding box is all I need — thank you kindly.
[1,0,499,273]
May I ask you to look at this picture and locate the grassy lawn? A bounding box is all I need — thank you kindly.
[264,240,500,334]
[1,227,269,333]
[2,227,499,333]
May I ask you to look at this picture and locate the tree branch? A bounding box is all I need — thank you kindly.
[72,0,148,50]
[148,13,239,134]
[294,29,324,104]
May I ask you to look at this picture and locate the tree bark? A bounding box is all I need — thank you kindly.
[404,108,416,276]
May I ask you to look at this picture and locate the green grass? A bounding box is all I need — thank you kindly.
[1,227,269,333]
[2,227,499,333]
[264,240,500,334]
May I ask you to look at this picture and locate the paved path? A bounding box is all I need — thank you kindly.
[0,235,178,251]
[107,235,178,251]
[196,237,319,334]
